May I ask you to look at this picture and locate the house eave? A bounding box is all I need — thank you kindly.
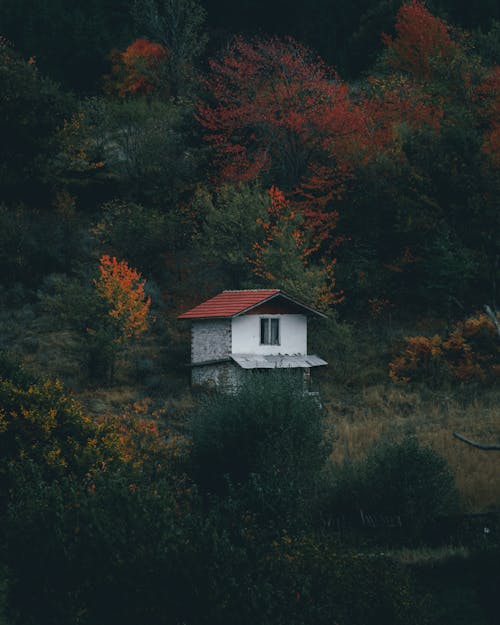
[190,357,232,367]
[231,354,328,369]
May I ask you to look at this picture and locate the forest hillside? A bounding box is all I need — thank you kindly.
[0,2,499,624]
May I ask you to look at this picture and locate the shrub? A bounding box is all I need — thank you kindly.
[389,311,500,384]
[0,369,92,486]
[254,535,426,625]
[5,463,426,625]
[189,371,330,526]
[0,357,183,505]
[329,437,459,539]
[5,464,201,625]
[389,334,448,385]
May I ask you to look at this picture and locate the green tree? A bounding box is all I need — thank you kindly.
[131,0,207,96]
[0,200,84,287]
[97,98,200,208]
[251,187,342,310]
[192,183,268,289]
[95,200,170,278]
[0,0,133,92]
[0,42,72,203]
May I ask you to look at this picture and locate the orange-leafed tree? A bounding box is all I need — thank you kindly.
[108,38,169,97]
[198,36,365,244]
[476,66,500,167]
[89,255,151,381]
[45,256,151,382]
[95,255,151,341]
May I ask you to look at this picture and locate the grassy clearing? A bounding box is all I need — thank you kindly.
[314,317,500,512]
[322,383,500,511]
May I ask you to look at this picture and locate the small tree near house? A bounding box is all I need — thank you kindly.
[45,255,151,382]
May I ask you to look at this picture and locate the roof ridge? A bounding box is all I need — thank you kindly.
[222,289,280,292]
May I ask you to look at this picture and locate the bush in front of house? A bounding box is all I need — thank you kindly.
[189,370,331,527]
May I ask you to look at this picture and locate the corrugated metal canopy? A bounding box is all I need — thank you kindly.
[178,289,326,319]
[231,354,327,369]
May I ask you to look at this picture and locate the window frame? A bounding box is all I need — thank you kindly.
[260,316,280,346]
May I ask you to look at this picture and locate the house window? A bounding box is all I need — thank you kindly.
[260,318,280,345]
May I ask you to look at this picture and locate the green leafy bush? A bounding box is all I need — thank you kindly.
[328,437,459,539]
[190,371,330,526]
[5,465,202,625]
[0,368,92,488]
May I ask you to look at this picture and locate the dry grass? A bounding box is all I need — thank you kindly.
[323,382,500,512]
[389,545,471,564]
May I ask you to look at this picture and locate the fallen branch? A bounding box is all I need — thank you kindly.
[453,432,500,451]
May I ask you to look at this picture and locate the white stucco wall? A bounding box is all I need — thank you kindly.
[231,314,307,355]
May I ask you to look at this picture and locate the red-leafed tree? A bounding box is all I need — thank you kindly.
[108,38,169,97]
[198,36,365,244]
[382,0,458,82]
[476,66,500,167]
[361,74,444,159]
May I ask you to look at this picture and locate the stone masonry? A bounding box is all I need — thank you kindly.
[191,319,232,364]
[191,361,243,388]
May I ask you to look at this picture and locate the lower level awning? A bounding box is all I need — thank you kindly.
[231,354,327,369]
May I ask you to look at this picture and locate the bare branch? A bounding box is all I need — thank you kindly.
[484,304,500,339]
[453,432,500,451]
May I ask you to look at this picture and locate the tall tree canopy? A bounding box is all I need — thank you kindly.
[198,35,366,244]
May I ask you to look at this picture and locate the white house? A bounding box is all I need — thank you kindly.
[178,289,327,388]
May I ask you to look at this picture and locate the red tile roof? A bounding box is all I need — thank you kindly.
[178,289,326,319]
[178,290,279,319]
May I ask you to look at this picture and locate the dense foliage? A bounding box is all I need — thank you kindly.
[190,372,330,527]
[1,363,434,625]
[0,2,499,623]
[1,1,499,313]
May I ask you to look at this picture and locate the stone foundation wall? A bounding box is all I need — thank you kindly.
[192,362,243,389]
[192,363,307,391]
